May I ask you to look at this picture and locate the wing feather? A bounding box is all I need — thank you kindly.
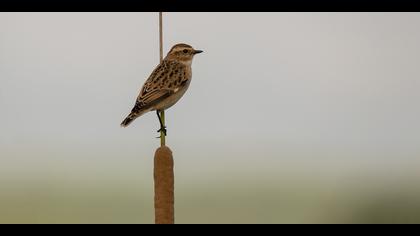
[133,60,189,111]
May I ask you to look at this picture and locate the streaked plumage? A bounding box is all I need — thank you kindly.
[121,43,202,127]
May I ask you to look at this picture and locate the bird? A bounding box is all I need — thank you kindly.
[120,43,203,136]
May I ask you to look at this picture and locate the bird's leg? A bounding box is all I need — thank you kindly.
[156,110,167,137]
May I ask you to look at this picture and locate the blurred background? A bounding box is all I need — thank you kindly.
[1,12,420,223]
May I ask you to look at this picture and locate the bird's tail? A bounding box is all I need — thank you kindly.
[120,110,147,127]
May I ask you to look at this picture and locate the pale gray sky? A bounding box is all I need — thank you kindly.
[1,13,420,185]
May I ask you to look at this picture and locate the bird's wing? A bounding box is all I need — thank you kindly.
[139,89,173,107]
[134,61,188,110]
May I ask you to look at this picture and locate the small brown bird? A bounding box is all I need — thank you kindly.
[121,43,203,135]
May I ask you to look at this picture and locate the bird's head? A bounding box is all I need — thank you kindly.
[165,43,203,65]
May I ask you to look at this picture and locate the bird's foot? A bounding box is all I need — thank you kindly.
[156,126,167,138]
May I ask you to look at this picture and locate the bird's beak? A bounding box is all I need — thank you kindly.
[194,50,203,54]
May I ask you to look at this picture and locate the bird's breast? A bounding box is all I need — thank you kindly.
[156,79,191,111]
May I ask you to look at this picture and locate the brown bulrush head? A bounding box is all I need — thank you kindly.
[154,146,174,224]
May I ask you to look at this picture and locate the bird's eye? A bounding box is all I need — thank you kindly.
[183,49,188,53]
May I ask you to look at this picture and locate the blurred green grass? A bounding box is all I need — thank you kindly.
[1,177,420,223]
